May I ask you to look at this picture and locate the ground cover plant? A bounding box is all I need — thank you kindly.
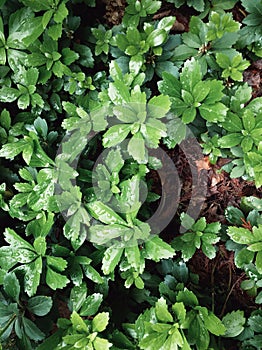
[0,0,262,349]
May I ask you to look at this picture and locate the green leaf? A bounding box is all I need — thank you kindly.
[201,235,218,259]
[27,296,52,316]
[4,272,20,301]
[129,54,144,75]
[235,247,254,268]
[80,293,103,317]
[53,2,68,23]
[180,58,202,92]
[102,246,124,274]
[70,311,88,333]
[22,317,45,341]
[87,201,127,225]
[88,224,127,245]
[42,9,53,27]
[225,206,245,225]
[125,245,141,271]
[247,242,262,252]
[93,337,112,350]
[145,236,175,262]
[243,109,256,132]
[35,329,64,350]
[0,87,20,103]
[142,118,166,147]
[83,265,103,284]
[172,302,186,322]
[48,23,63,40]
[181,89,194,104]
[203,311,226,336]
[248,314,262,332]
[46,267,69,290]
[113,105,138,123]
[164,117,186,148]
[92,312,109,332]
[182,106,196,124]
[222,310,245,337]
[33,237,47,256]
[104,148,124,174]
[74,43,94,68]
[62,48,79,65]
[4,228,34,251]
[222,112,243,132]
[204,80,224,104]
[103,124,131,148]
[46,256,67,272]
[180,213,195,230]
[155,297,173,323]
[126,27,141,44]
[219,133,242,148]
[192,81,210,103]
[158,16,176,32]
[177,289,198,307]
[256,251,262,274]
[189,315,209,350]
[148,95,171,118]
[128,133,147,164]
[158,72,181,98]
[147,29,167,47]
[70,283,87,312]
[139,333,167,350]
[212,0,238,10]
[227,226,255,245]
[24,257,42,297]
[199,102,228,122]
[0,109,11,130]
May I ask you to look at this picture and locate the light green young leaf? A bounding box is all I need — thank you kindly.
[92,312,110,332]
[155,297,174,323]
[219,133,242,148]
[88,224,127,245]
[125,245,141,271]
[203,310,226,336]
[147,29,167,47]
[87,201,127,225]
[145,236,175,262]
[102,246,124,274]
[128,133,147,164]
[103,124,131,148]
[147,95,171,119]
[227,226,255,245]
[93,337,112,350]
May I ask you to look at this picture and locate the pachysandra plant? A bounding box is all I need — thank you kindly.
[158,57,228,124]
[112,16,176,75]
[237,0,262,57]
[172,12,241,74]
[103,84,171,163]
